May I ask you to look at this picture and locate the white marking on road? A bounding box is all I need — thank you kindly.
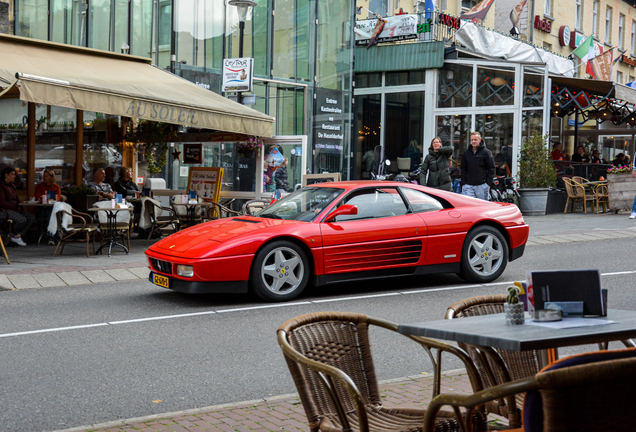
[1,272,635,339]
[0,323,108,338]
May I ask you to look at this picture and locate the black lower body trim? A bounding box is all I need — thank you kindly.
[148,273,249,294]
[314,263,461,286]
[509,244,525,262]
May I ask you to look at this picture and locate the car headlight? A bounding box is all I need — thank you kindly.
[177,265,194,278]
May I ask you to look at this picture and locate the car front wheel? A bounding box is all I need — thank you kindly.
[459,226,508,283]
[251,240,310,302]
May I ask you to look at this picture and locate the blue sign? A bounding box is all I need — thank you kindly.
[568,120,583,126]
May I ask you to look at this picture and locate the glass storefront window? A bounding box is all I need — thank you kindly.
[384,92,424,165]
[88,0,111,51]
[385,71,425,86]
[113,0,129,51]
[0,100,29,191]
[16,0,48,40]
[131,0,153,58]
[438,63,473,108]
[476,113,514,176]
[316,0,353,90]
[50,0,72,44]
[356,73,382,89]
[599,135,633,163]
[273,0,295,80]
[436,114,471,162]
[522,110,543,140]
[355,94,381,179]
[523,71,544,108]
[476,66,515,106]
[252,0,269,76]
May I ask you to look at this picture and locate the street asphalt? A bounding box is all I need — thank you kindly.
[1,210,635,432]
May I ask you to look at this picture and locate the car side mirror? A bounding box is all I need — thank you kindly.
[324,204,357,223]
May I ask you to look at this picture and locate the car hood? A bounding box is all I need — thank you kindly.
[149,216,307,257]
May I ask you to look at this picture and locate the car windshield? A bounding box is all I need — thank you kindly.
[257,187,344,222]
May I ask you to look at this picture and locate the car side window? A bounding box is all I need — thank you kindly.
[400,187,444,213]
[336,188,408,221]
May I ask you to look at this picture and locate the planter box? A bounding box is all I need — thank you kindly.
[518,188,549,216]
[607,174,636,212]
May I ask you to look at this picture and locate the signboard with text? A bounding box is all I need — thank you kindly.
[354,14,419,46]
[183,143,203,164]
[222,58,253,93]
[313,89,345,154]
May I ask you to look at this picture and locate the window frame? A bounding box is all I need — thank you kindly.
[619,13,625,50]
[575,0,582,30]
[592,0,599,35]
[605,6,612,45]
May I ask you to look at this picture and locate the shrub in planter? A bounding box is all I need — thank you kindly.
[518,133,557,216]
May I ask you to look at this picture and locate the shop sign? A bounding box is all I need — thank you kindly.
[439,13,460,30]
[559,25,570,47]
[221,57,253,93]
[354,14,418,46]
[183,143,203,164]
[534,15,552,33]
[621,55,636,67]
[417,20,432,34]
[125,100,198,125]
[313,89,344,154]
[179,69,219,92]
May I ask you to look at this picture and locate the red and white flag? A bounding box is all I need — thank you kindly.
[459,0,495,24]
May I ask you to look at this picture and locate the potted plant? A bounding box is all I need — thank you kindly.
[61,183,99,213]
[236,136,262,158]
[127,121,178,176]
[606,164,635,212]
[518,132,557,216]
[504,285,525,325]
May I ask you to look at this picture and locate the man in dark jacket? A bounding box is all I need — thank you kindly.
[460,131,495,201]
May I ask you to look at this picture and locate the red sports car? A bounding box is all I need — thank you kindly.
[145,181,529,302]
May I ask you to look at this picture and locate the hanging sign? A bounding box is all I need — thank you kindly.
[222,58,253,93]
[354,14,419,46]
[183,143,203,164]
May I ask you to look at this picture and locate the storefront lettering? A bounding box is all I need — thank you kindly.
[439,13,460,30]
[534,15,552,33]
[126,100,198,125]
[621,55,636,67]
[417,20,432,34]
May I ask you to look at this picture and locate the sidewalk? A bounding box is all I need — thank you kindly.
[2,211,636,291]
[56,369,496,432]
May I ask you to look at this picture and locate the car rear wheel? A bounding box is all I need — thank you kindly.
[251,241,309,302]
[459,226,508,283]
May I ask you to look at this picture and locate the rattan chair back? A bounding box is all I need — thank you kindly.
[278,312,487,432]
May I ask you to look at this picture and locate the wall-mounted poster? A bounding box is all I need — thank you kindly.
[186,167,224,203]
[302,173,341,186]
[183,144,203,164]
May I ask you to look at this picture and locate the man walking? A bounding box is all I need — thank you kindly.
[460,131,495,200]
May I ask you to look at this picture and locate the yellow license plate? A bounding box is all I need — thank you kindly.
[153,273,169,288]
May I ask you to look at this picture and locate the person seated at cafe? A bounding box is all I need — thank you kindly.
[88,167,115,200]
[612,153,628,167]
[0,166,35,246]
[35,169,62,201]
[114,166,140,198]
[591,150,602,164]
[571,145,590,163]
[551,142,565,161]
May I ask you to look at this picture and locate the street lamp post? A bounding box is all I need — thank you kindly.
[229,0,256,105]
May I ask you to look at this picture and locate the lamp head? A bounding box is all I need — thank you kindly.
[510,26,520,36]
[229,0,256,22]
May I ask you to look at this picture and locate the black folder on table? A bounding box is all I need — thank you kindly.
[531,269,604,316]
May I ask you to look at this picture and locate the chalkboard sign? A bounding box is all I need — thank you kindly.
[302,173,341,186]
[183,143,203,164]
[186,167,224,203]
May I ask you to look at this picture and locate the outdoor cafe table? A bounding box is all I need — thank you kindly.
[88,207,132,256]
[172,202,210,227]
[20,201,54,247]
[398,309,636,367]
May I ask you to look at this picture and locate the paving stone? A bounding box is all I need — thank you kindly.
[128,266,150,279]
[81,270,116,283]
[0,274,13,290]
[105,268,139,281]
[7,274,40,289]
[32,273,67,288]
[57,271,91,286]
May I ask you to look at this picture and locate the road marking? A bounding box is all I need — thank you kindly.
[1,271,636,339]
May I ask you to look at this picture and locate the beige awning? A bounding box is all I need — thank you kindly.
[0,34,274,137]
[550,75,636,105]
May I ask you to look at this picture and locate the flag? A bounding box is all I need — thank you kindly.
[367,18,386,49]
[587,49,613,81]
[424,0,436,20]
[459,0,495,24]
[509,0,527,28]
[611,51,622,77]
[572,35,595,63]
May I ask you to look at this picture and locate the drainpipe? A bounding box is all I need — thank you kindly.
[529,0,534,44]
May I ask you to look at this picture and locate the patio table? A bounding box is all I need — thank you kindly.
[399,309,636,367]
[88,207,133,256]
[20,201,55,247]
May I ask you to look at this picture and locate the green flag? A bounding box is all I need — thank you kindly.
[572,35,595,63]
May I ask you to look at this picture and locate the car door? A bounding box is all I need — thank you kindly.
[319,187,427,275]
[399,186,467,266]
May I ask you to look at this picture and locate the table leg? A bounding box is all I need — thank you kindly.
[95,210,130,256]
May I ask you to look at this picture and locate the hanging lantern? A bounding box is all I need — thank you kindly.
[575,93,590,109]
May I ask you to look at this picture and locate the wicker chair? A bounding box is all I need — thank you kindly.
[593,183,609,214]
[53,207,99,258]
[278,312,487,432]
[242,199,270,216]
[446,295,539,428]
[0,208,12,264]
[423,348,636,432]
[203,201,242,221]
[145,198,180,244]
[562,177,595,213]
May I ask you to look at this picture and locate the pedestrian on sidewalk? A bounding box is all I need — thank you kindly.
[630,164,636,219]
[0,166,35,246]
[420,137,453,191]
[460,131,495,200]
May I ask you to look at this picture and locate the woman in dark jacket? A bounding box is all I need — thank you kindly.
[420,137,453,191]
[0,166,35,246]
